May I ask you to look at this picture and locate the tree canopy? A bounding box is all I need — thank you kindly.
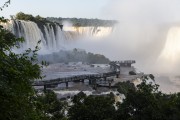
[68,75,180,120]
[0,16,67,120]
[38,49,110,64]
[0,16,42,119]
[47,17,118,27]
[15,12,48,23]
[68,92,116,120]
[115,76,180,120]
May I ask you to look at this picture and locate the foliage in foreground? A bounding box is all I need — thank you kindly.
[34,90,67,120]
[0,17,42,119]
[116,76,180,120]
[68,92,115,120]
[67,75,180,120]
[0,15,66,120]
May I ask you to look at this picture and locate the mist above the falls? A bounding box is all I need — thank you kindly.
[103,0,180,76]
[69,0,180,76]
[65,0,180,93]
[67,23,164,73]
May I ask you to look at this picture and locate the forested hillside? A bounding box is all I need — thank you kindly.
[38,48,110,64]
[14,12,118,27]
[47,17,118,27]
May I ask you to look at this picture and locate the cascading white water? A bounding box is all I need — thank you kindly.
[1,20,66,51]
[152,27,180,93]
[63,26,113,38]
[2,20,46,50]
[157,27,180,75]
[1,20,113,51]
[159,27,180,60]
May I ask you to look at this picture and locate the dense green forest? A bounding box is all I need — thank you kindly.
[46,17,118,27]
[38,48,110,64]
[15,12,53,25]
[14,12,118,27]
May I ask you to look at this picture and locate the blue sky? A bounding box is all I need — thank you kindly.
[0,0,110,19]
[1,0,180,22]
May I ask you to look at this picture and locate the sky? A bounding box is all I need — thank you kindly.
[2,0,180,22]
[0,0,110,19]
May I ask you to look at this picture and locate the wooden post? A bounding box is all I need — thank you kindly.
[116,74,119,78]
[81,79,84,83]
[44,85,47,93]
[94,83,97,90]
[93,80,97,90]
[89,80,92,85]
[109,82,111,89]
[66,82,68,89]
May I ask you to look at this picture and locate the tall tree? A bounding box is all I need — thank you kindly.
[34,90,67,120]
[115,75,180,120]
[0,13,43,120]
[68,92,116,120]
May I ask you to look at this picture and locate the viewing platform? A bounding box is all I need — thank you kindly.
[32,60,139,91]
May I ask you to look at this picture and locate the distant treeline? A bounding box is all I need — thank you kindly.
[47,17,118,27]
[38,48,110,64]
[12,12,118,27]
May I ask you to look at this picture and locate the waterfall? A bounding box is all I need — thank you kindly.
[156,27,180,75]
[2,20,45,49]
[63,26,113,37]
[160,27,180,60]
[1,20,113,51]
